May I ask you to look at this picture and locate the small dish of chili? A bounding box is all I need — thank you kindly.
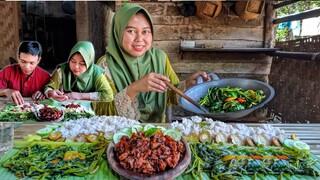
[34,104,64,122]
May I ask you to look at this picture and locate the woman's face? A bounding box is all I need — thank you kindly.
[69,53,87,76]
[122,13,153,57]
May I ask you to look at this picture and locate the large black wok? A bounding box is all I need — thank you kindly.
[179,74,275,120]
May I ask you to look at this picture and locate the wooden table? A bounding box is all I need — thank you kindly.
[14,122,320,157]
[1,98,319,156]
[0,97,18,110]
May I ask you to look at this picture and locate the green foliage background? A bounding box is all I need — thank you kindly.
[276,1,320,41]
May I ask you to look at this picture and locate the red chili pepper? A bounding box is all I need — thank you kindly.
[237,97,246,103]
[276,155,288,160]
[250,155,263,160]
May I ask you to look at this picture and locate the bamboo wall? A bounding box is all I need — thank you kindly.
[269,35,320,123]
[0,2,20,68]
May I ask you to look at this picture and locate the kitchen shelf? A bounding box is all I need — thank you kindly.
[179,47,280,60]
[180,47,280,53]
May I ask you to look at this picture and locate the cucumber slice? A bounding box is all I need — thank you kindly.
[156,126,167,133]
[143,124,156,132]
[283,139,295,149]
[113,131,129,144]
[131,124,143,133]
[164,129,182,141]
[120,127,132,136]
[23,134,42,142]
[293,141,310,152]
[46,123,61,130]
[36,127,54,137]
[284,139,310,153]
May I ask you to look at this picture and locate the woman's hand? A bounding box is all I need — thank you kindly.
[185,71,211,89]
[126,73,170,100]
[65,92,82,100]
[47,90,68,102]
[5,89,24,105]
[32,91,46,101]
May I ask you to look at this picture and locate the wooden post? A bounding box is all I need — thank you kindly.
[264,2,275,48]
[75,2,90,41]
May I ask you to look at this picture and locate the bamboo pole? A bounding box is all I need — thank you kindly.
[273,0,299,9]
[271,51,320,61]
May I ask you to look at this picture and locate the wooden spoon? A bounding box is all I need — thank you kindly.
[164,81,210,113]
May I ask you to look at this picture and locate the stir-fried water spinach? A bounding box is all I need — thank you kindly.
[1,141,107,179]
[0,111,94,122]
[198,86,266,113]
[184,143,320,180]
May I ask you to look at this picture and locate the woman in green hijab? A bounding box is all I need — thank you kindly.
[96,4,210,123]
[44,41,114,102]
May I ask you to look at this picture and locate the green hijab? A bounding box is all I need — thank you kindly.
[106,4,167,123]
[60,41,104,92]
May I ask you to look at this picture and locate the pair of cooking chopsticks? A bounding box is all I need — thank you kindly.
[164,81,210,113]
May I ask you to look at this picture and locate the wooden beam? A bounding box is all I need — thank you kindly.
[273,0,299,9]
[273,8,320,24]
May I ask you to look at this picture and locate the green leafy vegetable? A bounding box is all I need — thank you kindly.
[198,85,266,113]
[1,141,108,179]
[184,143,320,179]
